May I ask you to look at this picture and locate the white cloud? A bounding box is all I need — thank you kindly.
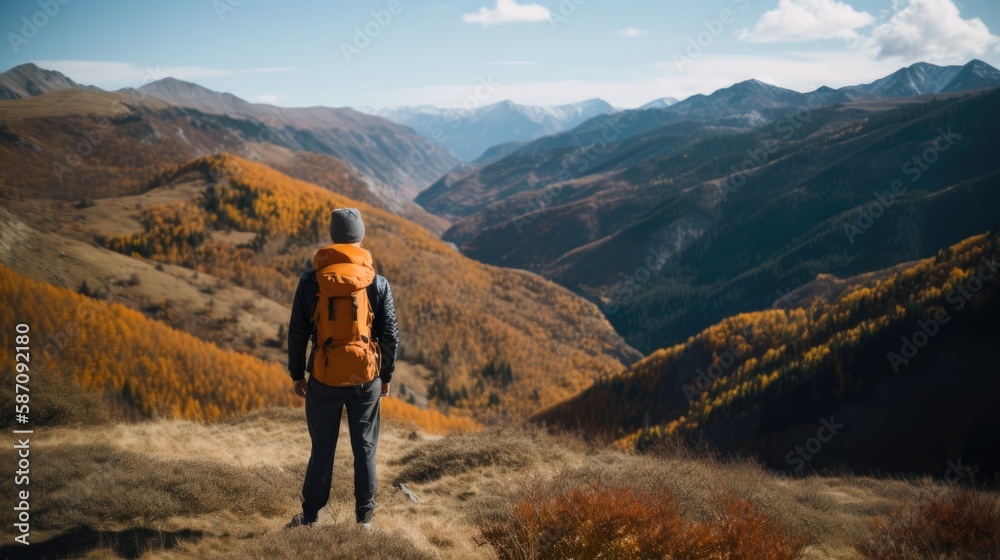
[461,0,551,27]
[613,27,649,38]
[31,60,296,87]
[357,50,921,108]
[253,94,280,104]
[739,0,873,43]
[866,0,1000,64]
[653,51,915,98]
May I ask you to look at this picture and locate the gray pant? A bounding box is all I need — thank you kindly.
[301,376,381,523]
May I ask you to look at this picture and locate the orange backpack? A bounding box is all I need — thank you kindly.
[311,244,380,386]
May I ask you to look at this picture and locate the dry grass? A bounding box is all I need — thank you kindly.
[215,523,435,560]
[857,487,1000,560]
[6,409,994,560]
[0,365,110,428]
[22,443,298,531]
[392,427,569,484]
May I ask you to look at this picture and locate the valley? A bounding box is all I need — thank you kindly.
[2,54,999,559]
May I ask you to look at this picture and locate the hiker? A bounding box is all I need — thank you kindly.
[286,208,399,529]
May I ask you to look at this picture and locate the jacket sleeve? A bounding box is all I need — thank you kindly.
[374,276,399,383]
[287,274,315,381]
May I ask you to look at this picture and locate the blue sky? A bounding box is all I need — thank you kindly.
[2,0,999,108]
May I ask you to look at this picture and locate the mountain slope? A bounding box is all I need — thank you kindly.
[92,153,639,419]
[0,63,98,99]
[368,98,615,160]
[134,77,458,197]
[603,87,1000,352]
[0,261,479,437]
[0,85,442,212]
[0,262,296,420]
[846,59,1000,98]
[639,97,679,109]
[666,79,808,121]
[420,85,1000,354]
[535,230,1000,477]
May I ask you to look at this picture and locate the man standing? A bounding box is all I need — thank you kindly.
[287,208,399,529]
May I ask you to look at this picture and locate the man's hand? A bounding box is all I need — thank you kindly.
[293,379,307,398]
[380,382,390,397]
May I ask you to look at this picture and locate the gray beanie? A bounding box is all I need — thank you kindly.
[330,208,365,243]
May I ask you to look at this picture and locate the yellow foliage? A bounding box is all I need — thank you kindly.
[380,397,480,434]
[101,153,633,419]
[540,230,1000,449]
[0,263,295,421]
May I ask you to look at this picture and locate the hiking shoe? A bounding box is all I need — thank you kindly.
[287,513,315,528]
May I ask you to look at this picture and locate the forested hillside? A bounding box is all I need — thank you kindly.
[535,230,1000,476]
[415,87,1000,355]
[0,264,477,433]
[99,154,639,419]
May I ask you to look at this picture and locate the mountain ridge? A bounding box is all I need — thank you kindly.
[534,229,1000,477]
[0,62,101,99]
[416,82,1000,355]
[0,65,459,197]
[364,98,616,160]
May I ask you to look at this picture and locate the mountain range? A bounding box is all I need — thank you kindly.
[366,60,1000,164]
[413,59,1000,355]
[363,98,616,160]
[0,63,457,200]
[0,62,102,99]
[2,58,998,479]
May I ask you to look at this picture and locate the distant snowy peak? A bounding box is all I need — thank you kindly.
[354,59,1000,160]
[847,60,1000,98]
[365,98,616,160]
[940,59,1000,93]
[639,97,679,110]
[370,98,614,126]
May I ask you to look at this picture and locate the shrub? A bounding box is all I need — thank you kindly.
[479,481,807,560]
[857,487,1000,560]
